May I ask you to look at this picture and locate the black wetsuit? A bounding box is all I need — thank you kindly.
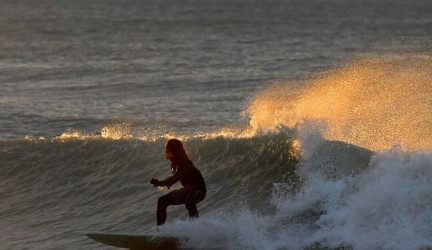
[156,159,206,225]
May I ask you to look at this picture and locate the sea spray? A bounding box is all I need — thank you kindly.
[245,55,432,151]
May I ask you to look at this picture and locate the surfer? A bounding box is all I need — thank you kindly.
[150,139,206,225]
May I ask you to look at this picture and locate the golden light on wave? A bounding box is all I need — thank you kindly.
[245,55,432,151]
[101,123,133,140]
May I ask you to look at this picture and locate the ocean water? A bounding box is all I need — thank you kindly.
[1,0,432,249]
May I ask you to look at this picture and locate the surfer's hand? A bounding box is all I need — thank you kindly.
[150,179,160,186]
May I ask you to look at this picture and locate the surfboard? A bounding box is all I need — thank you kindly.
[85,233,182,250]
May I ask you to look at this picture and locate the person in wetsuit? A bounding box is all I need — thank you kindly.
[150,139,206,225]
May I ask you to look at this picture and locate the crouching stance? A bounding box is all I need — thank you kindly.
[150,139,206,225]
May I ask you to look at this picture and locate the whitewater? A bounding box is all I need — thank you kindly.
[1,0,432,249]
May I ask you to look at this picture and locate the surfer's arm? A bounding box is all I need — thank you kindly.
[157,172,182,187]
[150,169,183,187]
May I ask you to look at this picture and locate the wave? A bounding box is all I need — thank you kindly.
[2,54,432,249]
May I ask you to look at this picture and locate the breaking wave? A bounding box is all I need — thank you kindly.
[2,55,432,249]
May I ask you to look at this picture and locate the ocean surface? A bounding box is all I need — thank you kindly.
[1,0,432,249]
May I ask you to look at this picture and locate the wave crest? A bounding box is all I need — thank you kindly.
[245,54,432,151]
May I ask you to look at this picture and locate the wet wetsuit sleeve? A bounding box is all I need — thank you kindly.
[158,170,183,187]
